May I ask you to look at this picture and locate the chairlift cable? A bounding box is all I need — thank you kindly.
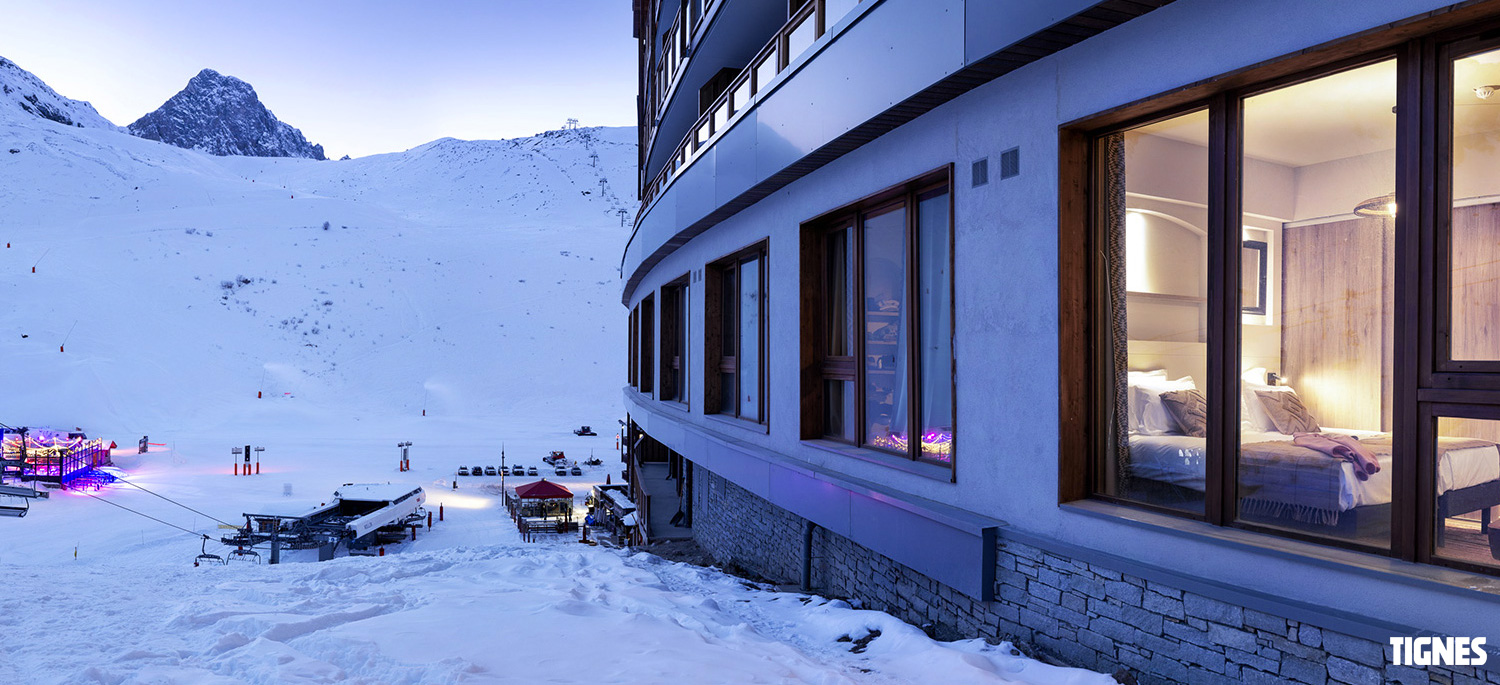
[81,491,203,539]
[109,476,237,527]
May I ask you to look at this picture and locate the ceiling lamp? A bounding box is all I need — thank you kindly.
[1354,193,1396,218]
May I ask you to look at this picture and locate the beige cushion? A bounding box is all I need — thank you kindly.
[1255,390,1320,434]
[1160,389,1207,437]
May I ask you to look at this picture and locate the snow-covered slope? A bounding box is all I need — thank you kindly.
[0,91,633,445]
[0,56,118,130]
[129,68,325,160]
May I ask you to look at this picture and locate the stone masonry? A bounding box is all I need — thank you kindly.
[691,467,1500,685]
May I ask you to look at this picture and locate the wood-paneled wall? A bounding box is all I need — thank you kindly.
[1451,203,1500,361]
[1280,216,1392,432]
[1446,203,1500,443]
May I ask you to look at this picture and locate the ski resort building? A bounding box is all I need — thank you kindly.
[623,0,1500,681]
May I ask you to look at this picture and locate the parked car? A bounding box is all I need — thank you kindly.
[511,464,524,476]
[526,465,538,476]
[570,465,583,476]
[471,465,483,476]
[554,466,567,476]
[485,466,497,476]
[457,466,470,476]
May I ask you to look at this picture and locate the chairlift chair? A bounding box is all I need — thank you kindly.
[0,493,28,517]
[194,535,226,566]
[228,546,261,564]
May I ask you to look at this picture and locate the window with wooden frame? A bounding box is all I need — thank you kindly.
[1060,11,1500,577]
[801,169,954,467]
[705,244,766,423]
[639,293,656,395]
[629,305,639,388]
[659,276,690,405]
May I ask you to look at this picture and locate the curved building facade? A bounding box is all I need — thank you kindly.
[624,0,1500,681]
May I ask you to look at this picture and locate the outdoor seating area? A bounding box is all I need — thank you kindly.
[504,479,577,542]
[1,427,112,489]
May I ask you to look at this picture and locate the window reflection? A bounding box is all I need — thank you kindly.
[863,207,907,451]
[1236,60,1396,548]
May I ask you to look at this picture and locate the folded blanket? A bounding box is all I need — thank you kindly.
[1292,432,1380,480]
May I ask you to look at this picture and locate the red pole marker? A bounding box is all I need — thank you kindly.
[427,511,433,529]
[234,463,238,476]
[422,409,426,416]
[379,547,384,556]
[255,463,260,475]
[439,504,444,521]
[257,391,262,398]
[59,345,63,352]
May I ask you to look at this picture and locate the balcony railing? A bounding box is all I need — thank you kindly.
[639,0,860,211]
[643,0,719,164]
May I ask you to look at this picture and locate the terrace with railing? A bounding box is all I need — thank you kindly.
[639,0,860,211]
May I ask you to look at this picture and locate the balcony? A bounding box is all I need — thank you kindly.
[624,0,1166,304]
[641,0,862,208]
[640,0,789,192]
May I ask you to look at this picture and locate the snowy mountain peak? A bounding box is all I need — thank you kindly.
[128,68,326,160]
[0,56,119,130]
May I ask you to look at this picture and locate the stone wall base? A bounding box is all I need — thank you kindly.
[690,466,1500,685]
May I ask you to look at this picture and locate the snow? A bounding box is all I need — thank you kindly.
[1,444,1112,685]
[0,61,1113,684]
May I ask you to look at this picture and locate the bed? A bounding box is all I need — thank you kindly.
[1124,371,1500,556]
[1127,429,1500,551]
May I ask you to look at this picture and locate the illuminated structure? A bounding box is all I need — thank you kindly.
[1,427,110,488]
[624,0,1500,680]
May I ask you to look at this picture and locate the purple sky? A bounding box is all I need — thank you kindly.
[0,0,636,158]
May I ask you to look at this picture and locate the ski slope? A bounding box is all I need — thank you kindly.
[0,85,1111,684]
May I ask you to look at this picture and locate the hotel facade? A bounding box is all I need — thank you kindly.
[622,0,1500,682]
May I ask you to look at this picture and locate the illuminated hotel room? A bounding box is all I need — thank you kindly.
[1109,53,1500,568]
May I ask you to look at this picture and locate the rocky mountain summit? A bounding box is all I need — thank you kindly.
[0,56,118,129]
[128,69,325,160]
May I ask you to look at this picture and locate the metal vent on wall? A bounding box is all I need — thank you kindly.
[999,147,1020,179]
[972,158,988,187]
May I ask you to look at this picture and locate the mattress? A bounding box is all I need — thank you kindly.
[1129,428,1500,511]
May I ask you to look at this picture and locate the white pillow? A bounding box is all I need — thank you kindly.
[1240,367,1293,433]
[1132,375,1195,435]
[1126,370,1168,431]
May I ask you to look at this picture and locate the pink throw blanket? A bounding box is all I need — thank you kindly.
[1291,433,1381,480]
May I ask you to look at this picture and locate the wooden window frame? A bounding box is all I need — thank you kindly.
[629,305,639,388]
[800,167,956,469]
[639,293,656,395]
[706,242,768,423]
[1058,8,1500,577]
[659,275,691,405]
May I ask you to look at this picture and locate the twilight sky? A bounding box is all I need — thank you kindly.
[0,0,636,158]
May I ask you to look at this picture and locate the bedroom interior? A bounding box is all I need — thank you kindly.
[1109,53,1500,571]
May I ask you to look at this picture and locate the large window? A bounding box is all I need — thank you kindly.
[706,245,766,423]
[802,170,953,467]
[660,277,689,404]
[639,293,655,395]
[629,305,639,389]
[1064,21,1500,576]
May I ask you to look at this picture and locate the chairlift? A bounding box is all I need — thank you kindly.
[194,535,226,566]
[0,493,28,517]
[228,546,261,564]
